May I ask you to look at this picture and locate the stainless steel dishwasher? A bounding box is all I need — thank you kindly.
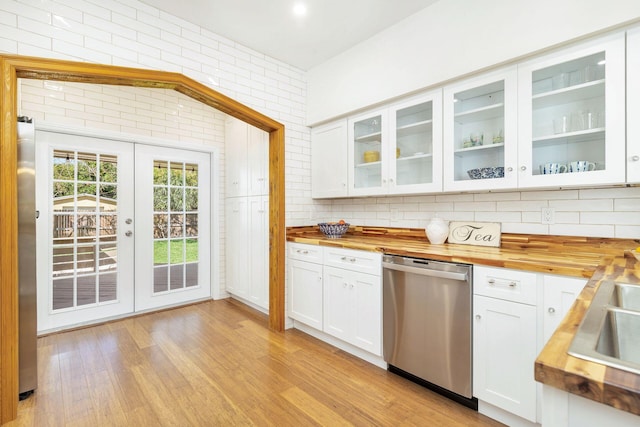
[382,255,476,409]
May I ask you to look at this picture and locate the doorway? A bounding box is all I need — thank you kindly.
[35,130,212,332]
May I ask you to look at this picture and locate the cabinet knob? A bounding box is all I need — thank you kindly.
[343,282,348,287]
[487,278,495,285]
[632,155,640,162]
[507,167,513,172]
[342,183,346,187]
[350,284,354,289]
[509,282,516,288]
[520,166,527,171]
[318,276,322,281]
[389,178,394,183]
[341,256,347,261]
[475,314,481,320]
[350,258,356,262]
[548,307,556,314]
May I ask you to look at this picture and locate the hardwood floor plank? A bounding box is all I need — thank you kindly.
[8,300,504,426]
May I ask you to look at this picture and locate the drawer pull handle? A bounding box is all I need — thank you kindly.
[297,249,308,254]
[548,307,556,314]
[509,282,516,288]
[488,279,495,285]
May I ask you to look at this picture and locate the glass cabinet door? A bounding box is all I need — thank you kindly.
[389,91,442,194]
[518,34,625,187]
[443,67,518,191]
[628,27,640,184]
[348,111,385,195]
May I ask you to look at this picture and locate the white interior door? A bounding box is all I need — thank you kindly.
[36,131,212,331]
[134,144,211,312]
[36,131,135,332]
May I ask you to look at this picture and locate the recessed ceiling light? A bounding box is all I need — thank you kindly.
[293,2,307,16]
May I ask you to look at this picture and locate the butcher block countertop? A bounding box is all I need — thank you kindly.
[287,225,640,416]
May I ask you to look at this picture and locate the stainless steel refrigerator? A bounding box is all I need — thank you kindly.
[17,116,37,398]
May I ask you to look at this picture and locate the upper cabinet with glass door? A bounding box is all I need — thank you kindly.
[348,91,442,197]
[389,92,442,195]
[349,109,385,196]
[517,33,625,188]
[626,27,640,184]
[443,67,518,192]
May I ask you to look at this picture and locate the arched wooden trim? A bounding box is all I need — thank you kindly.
[0,54,286,423]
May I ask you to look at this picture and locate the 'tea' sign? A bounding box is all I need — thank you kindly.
[447,221,501,247]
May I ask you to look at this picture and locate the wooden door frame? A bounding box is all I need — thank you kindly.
[0,54,286,423]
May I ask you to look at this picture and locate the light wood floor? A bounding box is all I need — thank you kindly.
[8,300,504,426]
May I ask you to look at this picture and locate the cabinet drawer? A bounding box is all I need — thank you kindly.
[323,247,381,276]
[288,243,323,263]
[474,266,537,305]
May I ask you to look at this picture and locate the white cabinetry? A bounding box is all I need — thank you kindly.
[473,266,538,423]
[323,247,382,355]
[225,198,248,297]
[288,244,324,329]
[541,274,586,343]
[248,196,269,308]
[517,33,626,188]
[346,92,442,197]
[224,117,269,311]
[311,120,349,198]
[287,243,382,356]
[225,117,269,197]
[474,266,588,425]
[443,67,518,191]
[627,27,640,184]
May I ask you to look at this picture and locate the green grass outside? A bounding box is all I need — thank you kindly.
[154,239,198,264]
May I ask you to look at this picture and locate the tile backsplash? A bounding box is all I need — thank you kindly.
[296,186,640,239]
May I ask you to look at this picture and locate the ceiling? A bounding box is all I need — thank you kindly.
[139,0,440,70]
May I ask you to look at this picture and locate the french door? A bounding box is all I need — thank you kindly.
[36,130,211,332]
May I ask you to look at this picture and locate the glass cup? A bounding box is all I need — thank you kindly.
[553,115,570,134]
[552,73,569,90]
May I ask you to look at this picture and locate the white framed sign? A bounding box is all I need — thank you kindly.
[448,221,501,247]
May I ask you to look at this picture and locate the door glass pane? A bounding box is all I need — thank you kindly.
[77,152,97,181]
[353,115,382,189]
[99,154,117,183]
[99,273,117,302]
[531,52,606,175]
[154,160,168,185]
[77,275,97,306]
[52,278,74,310]
[170,188,184,211]
[152,158,200,294]
[50,149,120,312]
[170,162,184,185]
[185,164,198,186]
[453,80,506,182]
[395,101,434,186]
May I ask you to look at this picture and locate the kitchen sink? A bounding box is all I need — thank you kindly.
[609,283,640,311]
[569,281,640,375]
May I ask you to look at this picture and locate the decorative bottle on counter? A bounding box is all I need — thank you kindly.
[426,217,449,244]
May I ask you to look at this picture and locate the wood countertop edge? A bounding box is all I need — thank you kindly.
[287,227,640,416]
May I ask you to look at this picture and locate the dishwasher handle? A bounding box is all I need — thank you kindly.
[382,261,469,282]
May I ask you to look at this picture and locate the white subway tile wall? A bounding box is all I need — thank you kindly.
[319,187,640,239]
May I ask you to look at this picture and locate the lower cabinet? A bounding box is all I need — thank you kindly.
[287,243,382,356]
[323,266,381,355]
[473,265,587,425]
[288,258,324,329]
[473,265,539,422]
